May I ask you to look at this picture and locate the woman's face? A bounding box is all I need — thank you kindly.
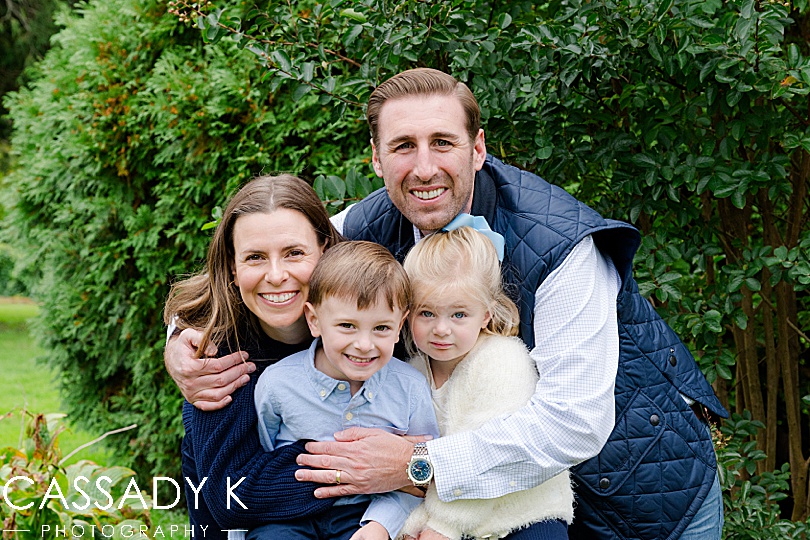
[231,208,325,342]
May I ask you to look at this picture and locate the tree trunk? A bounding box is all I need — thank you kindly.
[757,191,783,475]
[784,146,810,521]
[776,280,808,521]
[716,197,767,469]
[760,271,778,474]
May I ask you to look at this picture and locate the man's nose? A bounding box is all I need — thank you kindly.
[413,145,439,181]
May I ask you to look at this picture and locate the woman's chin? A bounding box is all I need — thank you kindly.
[258,313,310,343]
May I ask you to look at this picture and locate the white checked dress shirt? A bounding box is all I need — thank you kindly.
[333,207,621,502]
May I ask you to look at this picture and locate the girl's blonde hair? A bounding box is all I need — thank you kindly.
[163,174,343,356]
[402,226,519,338]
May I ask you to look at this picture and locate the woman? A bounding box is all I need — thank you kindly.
[164,174,343,539]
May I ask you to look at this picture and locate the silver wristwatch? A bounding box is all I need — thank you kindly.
[406,442,434,487]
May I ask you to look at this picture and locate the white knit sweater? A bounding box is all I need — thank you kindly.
[399,335,574,540]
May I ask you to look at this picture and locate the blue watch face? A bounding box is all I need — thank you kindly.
[410,458,432,482]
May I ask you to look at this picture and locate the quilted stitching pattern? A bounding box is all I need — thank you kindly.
[343,156,727,540]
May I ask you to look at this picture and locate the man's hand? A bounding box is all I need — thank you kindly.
[295,427,432,498]
[349,521,389,540]
[164,328,254,410]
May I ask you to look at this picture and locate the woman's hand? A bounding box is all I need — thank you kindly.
[295,427,432,497]
[164,328,254,410]
[349,521,389,540]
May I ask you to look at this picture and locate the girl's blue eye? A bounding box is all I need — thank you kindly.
[420,311,434,318]
[452,312,466,319]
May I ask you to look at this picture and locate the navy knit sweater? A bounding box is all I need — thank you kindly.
[181,325,335,539]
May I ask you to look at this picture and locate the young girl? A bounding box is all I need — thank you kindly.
[399,222,574,540]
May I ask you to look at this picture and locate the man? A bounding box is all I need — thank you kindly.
[167,69,727,539]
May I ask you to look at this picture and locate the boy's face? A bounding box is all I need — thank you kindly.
[304,296,408,394]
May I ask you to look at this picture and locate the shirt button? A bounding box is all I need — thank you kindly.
[510,481,516,487]
[453,488,462,496]
[367,391,373,399]
[338,383,347,391]
[319,389,326,397]
[345,412,353,420]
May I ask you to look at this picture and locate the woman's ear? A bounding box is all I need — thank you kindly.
[304,302,321,337]
[482,310,492,329]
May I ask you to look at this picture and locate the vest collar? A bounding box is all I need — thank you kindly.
[471,165,497,225]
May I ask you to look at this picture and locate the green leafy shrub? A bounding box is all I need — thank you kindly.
[5,0,810,529]
[2,0,371,480]
[0,243,28,297]
[173,0,810,522]
[0,412,150,539]
[717,412,810,538]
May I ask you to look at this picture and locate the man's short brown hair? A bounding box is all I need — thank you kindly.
[307,241,411,312]
[367,68,481,146]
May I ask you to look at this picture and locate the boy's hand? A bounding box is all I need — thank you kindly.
[164,328,253,410]
[349,521,389,540]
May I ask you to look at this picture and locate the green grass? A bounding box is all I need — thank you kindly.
[0,298,189,526]
[0,300,112,464]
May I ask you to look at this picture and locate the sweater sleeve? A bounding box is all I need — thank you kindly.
[182,377,335,531]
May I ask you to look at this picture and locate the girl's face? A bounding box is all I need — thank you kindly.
[410,285,491,368]
[231,209,325,343]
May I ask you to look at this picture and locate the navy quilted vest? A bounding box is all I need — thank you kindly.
[343,154,729,539]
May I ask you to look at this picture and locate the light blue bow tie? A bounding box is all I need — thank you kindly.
[442,213,505,261]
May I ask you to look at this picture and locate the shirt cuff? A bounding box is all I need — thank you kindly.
[361,492,420,539]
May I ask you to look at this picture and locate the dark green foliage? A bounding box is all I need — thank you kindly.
[0,0,66,144]
[2,0,368,479]
[5,0,810,530]
[177,0,810,525]
[0,243,28,296]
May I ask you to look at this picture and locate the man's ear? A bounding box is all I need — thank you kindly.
[472,128,487,171]
[371,139,384,178]
[304,302,322,337]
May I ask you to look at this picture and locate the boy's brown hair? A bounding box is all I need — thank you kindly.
[307,241,411,312]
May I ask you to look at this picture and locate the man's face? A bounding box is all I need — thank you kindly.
[371,94,486,233]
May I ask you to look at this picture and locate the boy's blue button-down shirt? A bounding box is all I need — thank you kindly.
[254,338,440,538]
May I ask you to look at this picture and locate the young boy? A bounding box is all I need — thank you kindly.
[251,241,440,540]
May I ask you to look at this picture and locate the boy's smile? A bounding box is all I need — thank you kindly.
[304,295,408,395]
